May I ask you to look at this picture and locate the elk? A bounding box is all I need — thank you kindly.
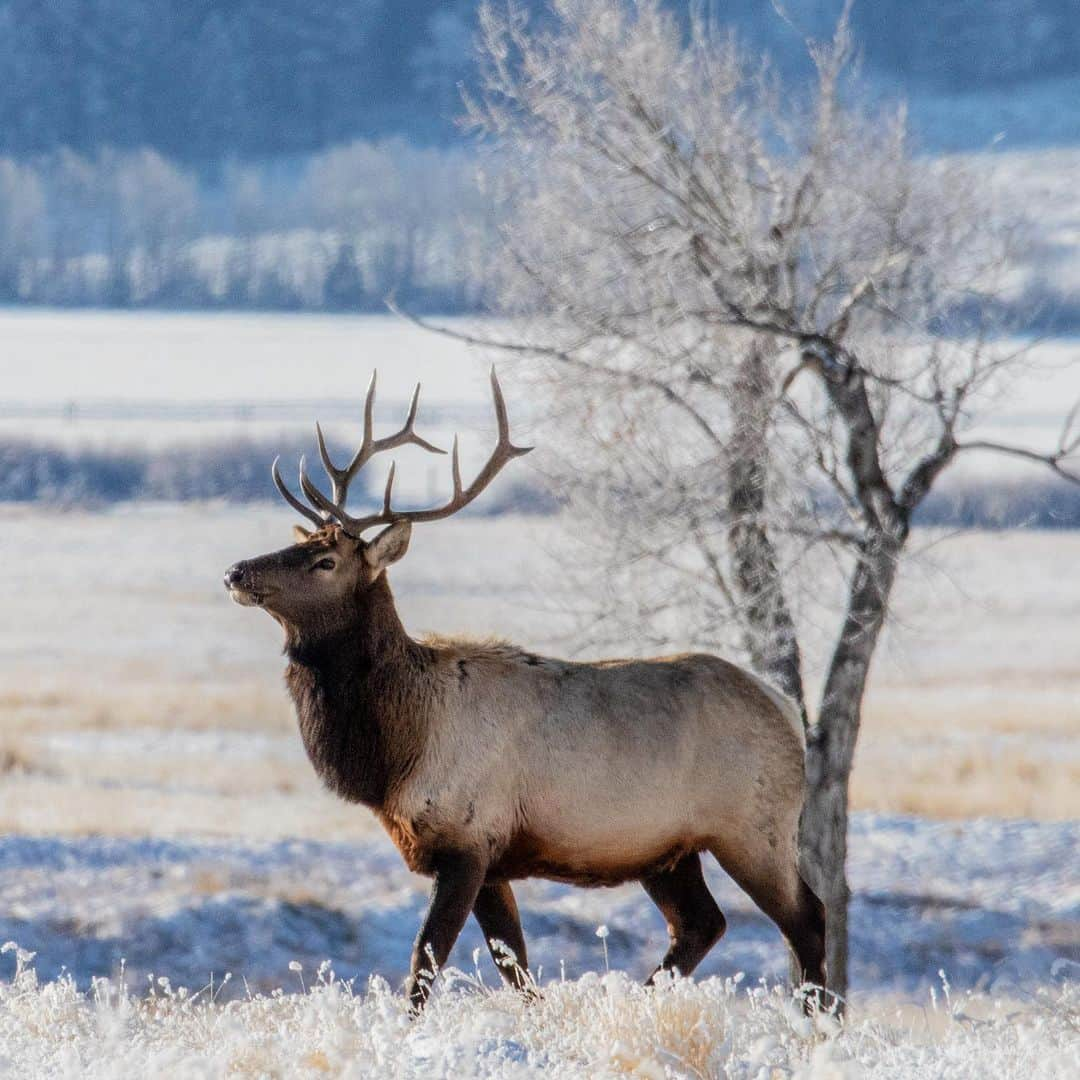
[224,369,826,1010]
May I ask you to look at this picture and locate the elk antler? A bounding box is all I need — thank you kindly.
[272,372,444,528]
[273,368,532,535]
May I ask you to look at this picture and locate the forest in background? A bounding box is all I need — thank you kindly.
[0,142,494,311]
[0,2,1079,312]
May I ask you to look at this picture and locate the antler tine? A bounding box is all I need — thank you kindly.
[490,365,514,447]
[451,435,462,498]
[362,369,378,454]
[314,422,347,505]
[298,455,345,522]
[272,456,325,528]
[313,374,446,511]
[390,382,446,456]
[383,461,397,516]
[378,366,533,526]
[311,371,377,505]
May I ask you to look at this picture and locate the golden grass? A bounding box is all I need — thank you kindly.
[1,669,1075,836]
[0,773,383,842]
[1,685,1073,839]
[0,678,293,736]
[851,743,1080,819]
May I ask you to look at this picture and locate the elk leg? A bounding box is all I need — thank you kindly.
[473,881,534,992]
[734,868,825,990]
[711,847,827,1003]
[408,851,486,1011]
[641,853,726,982]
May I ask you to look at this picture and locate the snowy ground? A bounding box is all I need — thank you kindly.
[0,816,1076,1001]
[1,815,1077,1077]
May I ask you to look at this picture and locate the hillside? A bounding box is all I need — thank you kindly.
[0,1,1078,163]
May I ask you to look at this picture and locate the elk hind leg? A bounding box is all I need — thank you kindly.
[641,852,726,982]
[711,841,826,995]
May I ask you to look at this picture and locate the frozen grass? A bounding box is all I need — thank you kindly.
[0,944,1075,1079]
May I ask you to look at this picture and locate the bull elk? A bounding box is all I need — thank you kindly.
[224,370,825,1009]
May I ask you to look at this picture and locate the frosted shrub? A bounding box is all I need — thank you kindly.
[1,945,1076,1078]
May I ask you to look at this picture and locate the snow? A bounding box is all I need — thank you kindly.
[0,310,488,408]
[0,816,1077,1076]
[0,815,1074,1002]
[0,310,500,457]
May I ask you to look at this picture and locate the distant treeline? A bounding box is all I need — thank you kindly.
[1,438,1076,528]
[0,141,496,312]
[1,141,1076,325]
[0,0,477,159]
[914,478,1080,530]
[1,1,1079,314]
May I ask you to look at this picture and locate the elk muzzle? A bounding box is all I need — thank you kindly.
[224,561,273,607]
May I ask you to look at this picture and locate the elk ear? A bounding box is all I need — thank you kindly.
[364,520,412,573]
[292,525,314,544]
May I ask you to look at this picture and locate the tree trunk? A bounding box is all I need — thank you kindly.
[800,534,901,1003]
[726,342,807,710]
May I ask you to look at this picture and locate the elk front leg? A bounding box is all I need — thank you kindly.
[473,881,533,992]
[408,851,486,1011]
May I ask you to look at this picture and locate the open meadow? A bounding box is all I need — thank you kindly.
[0,312,1078,1075]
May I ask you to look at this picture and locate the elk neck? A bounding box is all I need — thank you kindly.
[283,572,430,809]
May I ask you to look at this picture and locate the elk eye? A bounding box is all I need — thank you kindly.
[313,558,336,572]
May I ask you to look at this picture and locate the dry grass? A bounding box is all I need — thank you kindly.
[0,772,383,841]
[0,507,1077,837]
[0,680,293,737]
[852,739,1080,820]
[856,694,1080,819]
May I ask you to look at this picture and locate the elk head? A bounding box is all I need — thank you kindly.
[224,369,531,635]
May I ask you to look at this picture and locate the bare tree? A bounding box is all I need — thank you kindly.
[420,0,1080,1000]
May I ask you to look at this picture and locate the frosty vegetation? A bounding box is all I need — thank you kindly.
[0,943,1076,1078]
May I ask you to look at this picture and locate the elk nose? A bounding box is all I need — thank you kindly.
[224,564,246,589]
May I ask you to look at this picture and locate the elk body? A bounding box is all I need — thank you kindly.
[225,371,826,1009]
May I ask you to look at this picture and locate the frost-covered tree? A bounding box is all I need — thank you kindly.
[304,138,495,308]
[0,158,44,298]
[431,0,1080,999]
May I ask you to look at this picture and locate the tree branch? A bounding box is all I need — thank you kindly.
[953,439,1080,485]
[389,302,727,450]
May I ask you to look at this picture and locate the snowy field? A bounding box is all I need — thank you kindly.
[2,816,1076,999]
[0,312,1078,1074]
[1,308,1079,484]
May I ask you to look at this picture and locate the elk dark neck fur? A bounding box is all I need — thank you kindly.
[283,573,429,808]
